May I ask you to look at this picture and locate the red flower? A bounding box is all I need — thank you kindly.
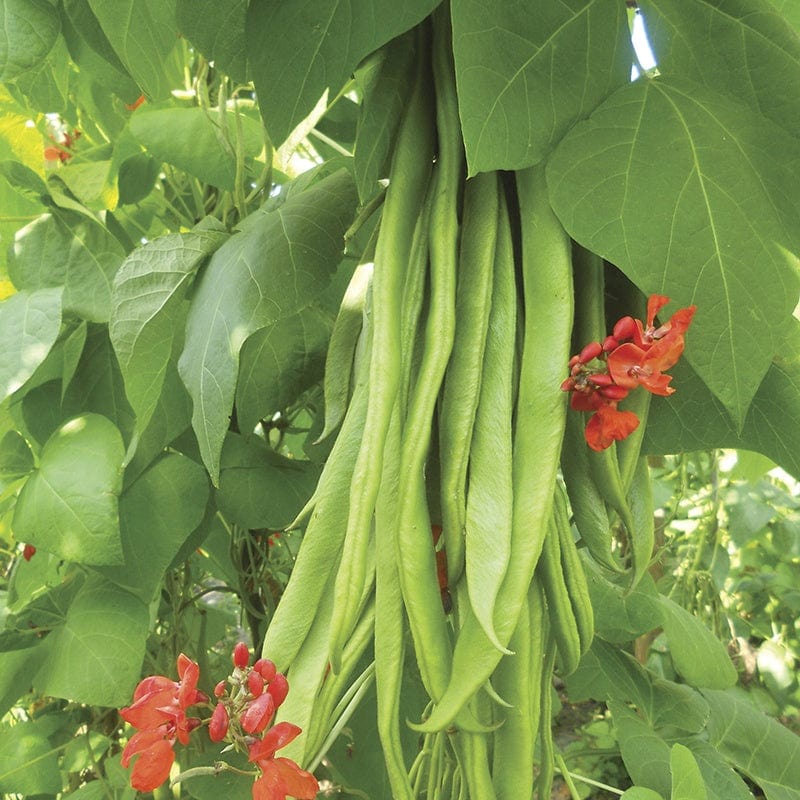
[119,654,205,791]
[209,702,230,743]
[248,723,319,800]
[584,403,640,451]
[562,294,695,450]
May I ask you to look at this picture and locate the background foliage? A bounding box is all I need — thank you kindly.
[0,0,798,798]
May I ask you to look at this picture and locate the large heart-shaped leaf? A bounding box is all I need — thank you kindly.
[178,168,357,481]
[34,574,149,706]
[0,718,60,795]
[0,0,60,82]
[640,0,800,136]
[0,287,62,402]
[13,414,125,565]
[110,229,227,433]
[451,0,631,173]
[88,0,182,100]
[703,689,800,800]
[100,453,208,601]
[671,744,708,800]
[9,212,126,323]
[644,320,800,480]
[129,106,264,190]
[247,0,439,144]
[547,76,800,426]
[175,0,248,83]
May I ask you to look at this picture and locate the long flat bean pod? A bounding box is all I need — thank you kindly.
[394,9,460,703]
[440,170,499,585]
[328,36,436,670]
[416,164,573,731]
[464,182,515,653]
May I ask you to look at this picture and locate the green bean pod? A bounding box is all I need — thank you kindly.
[464,182,515,653]
[393,9,460,703]
[552,480,594,654]
[328,36,436,670]
[414,163,573,732]
[625,454,655,591]
[316,261,372,442]
[561,407,622,572]
[536,639,557,800]
[537,514,582,677]
[440,170,499,585]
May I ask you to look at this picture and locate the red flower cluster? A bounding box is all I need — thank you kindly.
[43,128,80,164]
[120,653,206,791]
[211,642,318,800]
[561,295,696,451]
[119,643,318,800]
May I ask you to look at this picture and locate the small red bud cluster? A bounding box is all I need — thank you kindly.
[561,295,696,451]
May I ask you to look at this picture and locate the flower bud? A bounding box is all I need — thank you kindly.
[22,544,36,561]
[247,670,264,697]
[253,658,277,682]
[233,642,249,669]
[568,354,581,368]
[209,702,229,742]
[578,341,603,364]
[240,691,275,734]
[560,377,576,392]
[587,373,613,387]
[267,673,290,709]
[613,316,637,341]
[213,680,226,698]
[602,335,618,353]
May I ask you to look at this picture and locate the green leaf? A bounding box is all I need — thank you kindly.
[62,325,136,443]
[452,0,632,173]
[680,739,757,800]
[175,0,248,83]
[640,0,800,137]
[703,688,800,800]
[0,287,62,402]
[247,0,439,144]
[611,700,672,797]
[59,0,139,102]
[0,645,47,718]
[13,413,125,566]
[9,35,71,113]
[0,719,61,795]
[353,31,416,202]
[585,565,664,643]
[88,0,182,100]
[0,0,60,82]
[178,168,358,481]
[547,76,800,427]
[645,323,800,480]
[568,638,710,732]
[129,105,263,190]
[0,430,33,482]
[110,229,228,433]
[658,596,737,689]
[99,453,208,601]
[35,573,149,705]
[9,212,126,322]
[215,433,321,530]
[767,0,800,32]
[671,743,708,800]
[622,790,665,800]
[235,304,331,436]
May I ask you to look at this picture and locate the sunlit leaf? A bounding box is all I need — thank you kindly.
[658,596,737,689]
[703,689,800,800]
[671,744,708,800]
[0,287,62,403]
[13,413,125,566]
[110,229,228,433]
[547,76,800,426]
[0,718,60,795]
[452,0,631,173]
[35,573,148,705]
[178,168,357,482]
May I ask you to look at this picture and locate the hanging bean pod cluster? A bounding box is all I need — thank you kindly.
[263,10,662,798]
